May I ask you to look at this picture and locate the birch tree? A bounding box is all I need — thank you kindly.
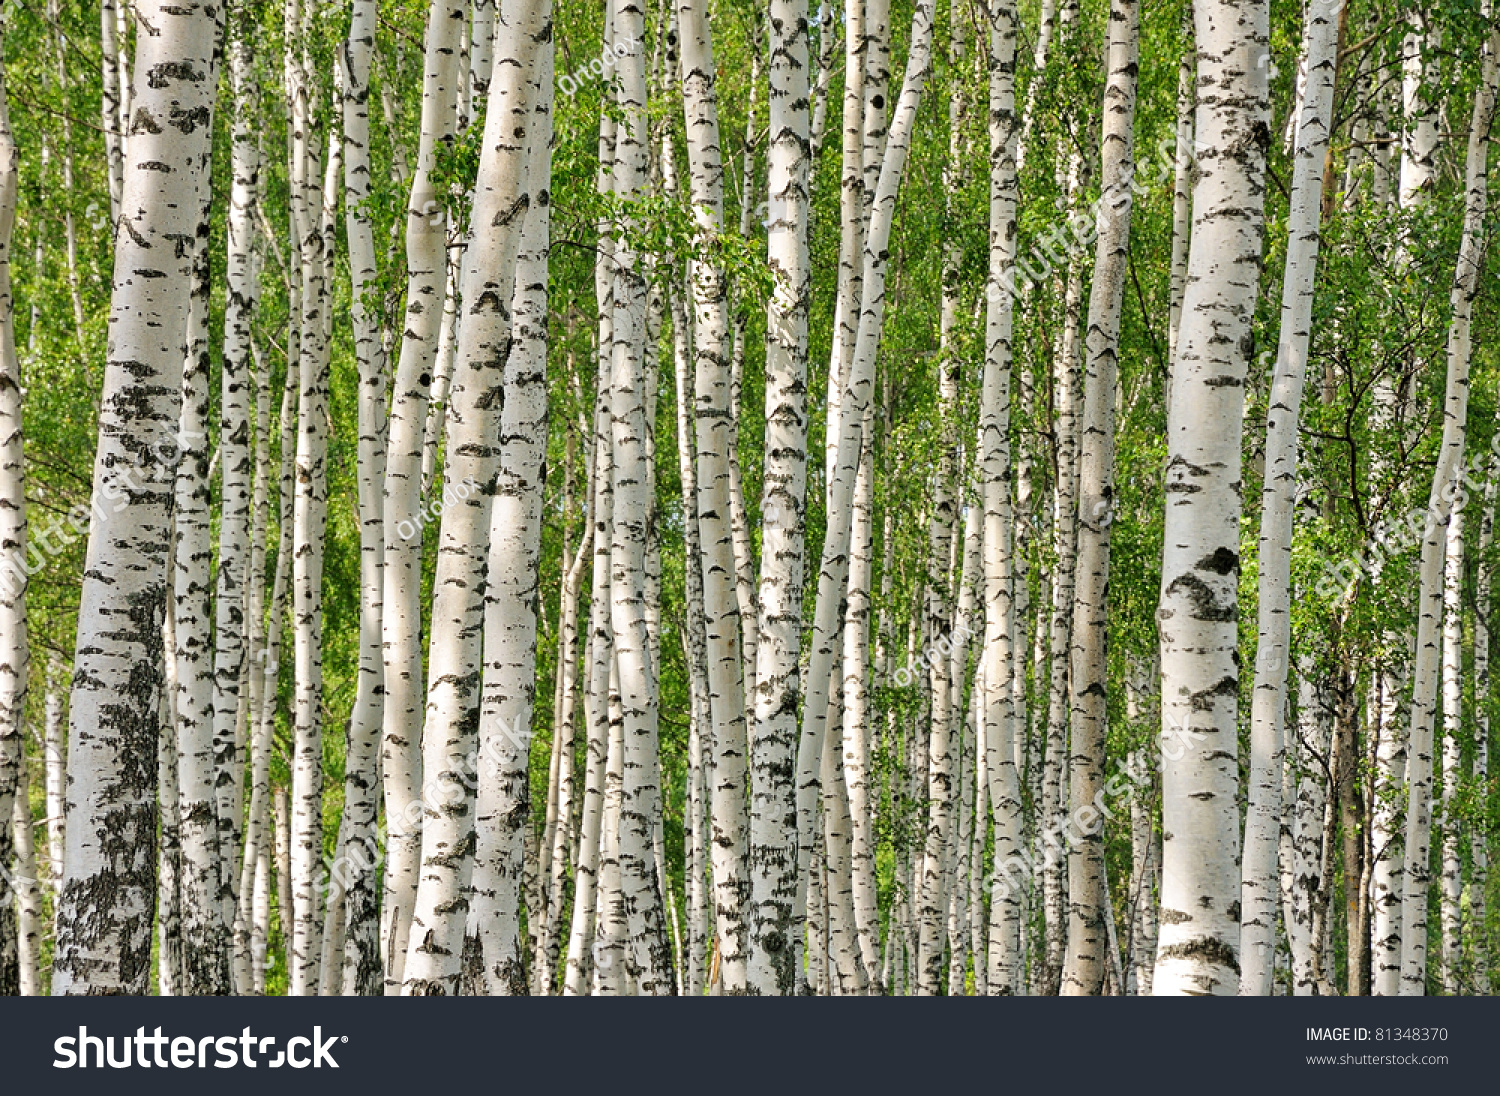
[1063,0,1139,996]
[468,0,553,995]
[404,0,548,996]
[747,0,812,997]
[1399,18,1499,994]
[679,0,750,995]
[53,0,225,996]
[1153,0,1268,997]
[1237,0,1340,996]
[381,0,467,993]
[0,38,21,998]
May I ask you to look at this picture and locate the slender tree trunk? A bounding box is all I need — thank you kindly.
[12,754,39,994]
[1472,460,1496,992]
[1439,502,1464,993]
[404,0,547,996]
[563,93,618,991]
[747,0,812,998]
[1238,0,1340,996]
[173,209,232,995]
[914,1,967,996]
[1167,2,1193,366]
[44,671,64,886]
[0,54,21,996]
[1399,27,1499,993]
[1152,0,1268,996]
[380,0,467,993]
[607,0,674,993]
[981,0,1022,996]
[53,0,225,995]
[795,0,936,988]
[1062,0,1139,996]
[467,0,552,996]
[101,0,125,219]
[338,0,389,996]
[219,9,260,994]
[679,0,750,994]
[1284,663,1330,994]
[288,7,334,992]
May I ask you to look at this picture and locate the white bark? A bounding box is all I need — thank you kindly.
[404,0,547,996]
[53,0,224,995]
[747,0,812,997]
[607,0,674,992]
[1153,0,1268,996]
[44,672,64,884]
[0,57,21,995]
[339,0,388,996]
[795,0,936,988]
[679,0,750,994]
[1439,501,1463,993]
[12,754,39,994]
[1062,0,1139,996]
[1238,0,1340,996]
[288,7,334,993]
[173,213,232,994]
[1399,26,1498,992]
[380,0,467,993]
[218,11,260,994]
[1284,664,1330,995]
[466,0,552,995]
[981,0,1022,996]
[563,89,618,995]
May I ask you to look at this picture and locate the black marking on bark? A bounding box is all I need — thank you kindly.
[148,60,204,88]
[1196,546,1238,575]
[1163,572,1234,622]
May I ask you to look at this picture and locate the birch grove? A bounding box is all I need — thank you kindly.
[0,0,1496,999]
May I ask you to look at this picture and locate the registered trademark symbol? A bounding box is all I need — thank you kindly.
[341,1036,348,1043]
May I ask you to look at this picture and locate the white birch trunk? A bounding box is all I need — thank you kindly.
[218,11,260,993]
[466,0,552,995]
[53,0,224,995]
[679,0,750,994]
[404,0,546,996]
[1399,27,1498,992]
[173,215,232,994]
[1285,665,1330,995]
[12,755,39,994]
[608,0,673,992]
[1062,0,1138,996]
[795,0,936,987]
[44,672,64,885]
[981,0,1022,996]
[339,0,389,996]
[1238,0,1340,996]
[747,0,812,997]
[288,11,333,992]
[1439,502,1463,993]
[1398,25,1494,989]
[380,0,467,993]
[0,58,21,995]
[1152,0,1268,996]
